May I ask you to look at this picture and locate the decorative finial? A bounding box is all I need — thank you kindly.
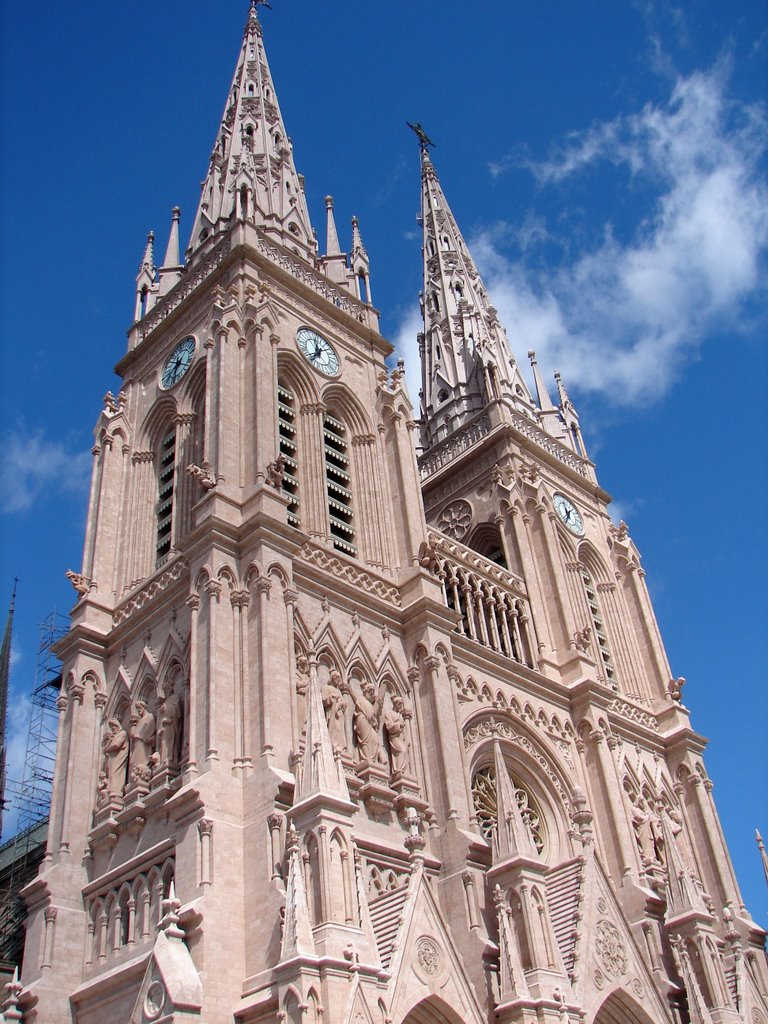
[407,122,435,153]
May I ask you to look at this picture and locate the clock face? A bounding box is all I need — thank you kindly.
[297,327,340,376]
[161,336,196,389]
[553,492,584,535]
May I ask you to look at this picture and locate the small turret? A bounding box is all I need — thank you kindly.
[134,230,156,321]
[528,350,560,435]
[350,215,371,304]
[555,368,588,458]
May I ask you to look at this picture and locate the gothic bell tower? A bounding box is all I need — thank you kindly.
[9,8,767,1024]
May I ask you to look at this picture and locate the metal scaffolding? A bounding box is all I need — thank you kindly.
[0,609,67,968]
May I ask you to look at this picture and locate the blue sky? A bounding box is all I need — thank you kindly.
[1,2,766,921]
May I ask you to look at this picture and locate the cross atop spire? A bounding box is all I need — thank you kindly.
[407,121,435,154]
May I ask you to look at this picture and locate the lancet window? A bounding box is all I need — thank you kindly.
[581,568,617,687]
[277,380,300,527]
[155,428,176,567]
[471,764,545,854]
[323,412,356,555]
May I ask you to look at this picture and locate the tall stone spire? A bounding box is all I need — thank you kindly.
[417,147,536,449]
[757,830,768,890]
[188,3,316,263]
[491,736,538,863]
[0,581,16,841]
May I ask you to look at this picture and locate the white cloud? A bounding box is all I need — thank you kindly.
[482,63,768,406]
[0,430,91,514]
[392,304,424,413]
[411,63,768,409]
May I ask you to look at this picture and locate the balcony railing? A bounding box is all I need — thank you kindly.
[426,529,535,668]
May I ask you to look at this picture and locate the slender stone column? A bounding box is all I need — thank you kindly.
[268,814,284,881]
[58,682,85,856]
[185,593,200,776]
[462,871,481,932]
[256,577,273,762]
[40,907,57,969]
[205,580,222,763]
[46,692,70,862]
[82,441,104,580]
[198,818,214,888]
[231,588,251,771]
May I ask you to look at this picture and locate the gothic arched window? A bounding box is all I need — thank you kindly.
[471,763,545,854]
[323,412,355,556]
[277,379,300,528]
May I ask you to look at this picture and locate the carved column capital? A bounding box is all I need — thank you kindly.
[44,906,58,924]
[186,593,201,612]
[197,818,214,838]
[230,588,250,609]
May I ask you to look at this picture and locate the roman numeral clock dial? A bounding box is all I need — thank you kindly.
[553,492,584,535]
[297,327,340,376]
[161,336,196,389]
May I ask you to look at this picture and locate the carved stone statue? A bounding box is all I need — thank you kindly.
[349,680,386,765]
[102,718,129,796]
[266,453,286,489]
[322,669,348,753]
[130,700,156,778]
[631,797,656,866]
[295,655,309,741]
[383,695,412,775]
[160,682,183,767]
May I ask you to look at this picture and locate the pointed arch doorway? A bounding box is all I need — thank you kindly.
[593,990,662,1024]
[401,996,468,1024]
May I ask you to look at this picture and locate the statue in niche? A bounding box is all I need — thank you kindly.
[295,655,309,742]
[630,796,656,866]
[383,694,412,776]
[160,679,183,767]
[130,700,156,780]
[347,679,386,765]
[322,669,348,753]
[102,718,129,796]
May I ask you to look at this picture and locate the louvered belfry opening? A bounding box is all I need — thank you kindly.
[155,427,176,567]
[323,413,356,556]
[277,380,300,528]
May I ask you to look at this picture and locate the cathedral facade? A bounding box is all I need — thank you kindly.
[7,7,767,1024]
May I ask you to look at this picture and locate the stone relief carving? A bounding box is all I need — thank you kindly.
[415,936,442,977]
[455,681,575,769]
[101,718,129,798]
[383,695,412,776]
[130,700,157,782]
[298,544,400,605]
[113,559,188,627]
[594,919,628,977]
[436,499,472,541]
[346,678,387,765]
[159,675,185,769]
[323,669,349,754]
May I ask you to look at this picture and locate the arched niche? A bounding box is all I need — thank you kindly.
[593,989,662,1024]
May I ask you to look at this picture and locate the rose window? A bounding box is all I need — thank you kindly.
[471,765,545,854]
[437,499,472,541]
